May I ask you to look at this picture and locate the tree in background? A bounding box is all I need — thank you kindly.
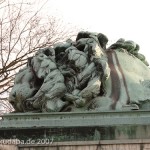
[0,0,78,113]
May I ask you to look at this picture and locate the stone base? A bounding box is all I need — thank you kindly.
[0,110,150,142]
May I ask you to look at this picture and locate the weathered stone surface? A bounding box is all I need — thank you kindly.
[9,31,150,112]
[1,111,150,141]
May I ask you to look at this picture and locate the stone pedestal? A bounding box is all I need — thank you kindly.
[0,111,150,149]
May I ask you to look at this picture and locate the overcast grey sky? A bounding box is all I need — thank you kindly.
[45,0,150,64]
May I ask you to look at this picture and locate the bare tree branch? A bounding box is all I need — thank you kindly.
[0,0,79,113]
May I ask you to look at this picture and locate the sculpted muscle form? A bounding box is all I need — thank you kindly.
[9,31,150,112]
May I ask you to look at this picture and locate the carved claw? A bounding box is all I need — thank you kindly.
[74,98,86,108]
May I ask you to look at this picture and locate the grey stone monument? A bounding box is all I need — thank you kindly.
[1,31,150,149]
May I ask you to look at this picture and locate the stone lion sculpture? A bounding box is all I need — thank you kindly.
[9,31,150,112]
